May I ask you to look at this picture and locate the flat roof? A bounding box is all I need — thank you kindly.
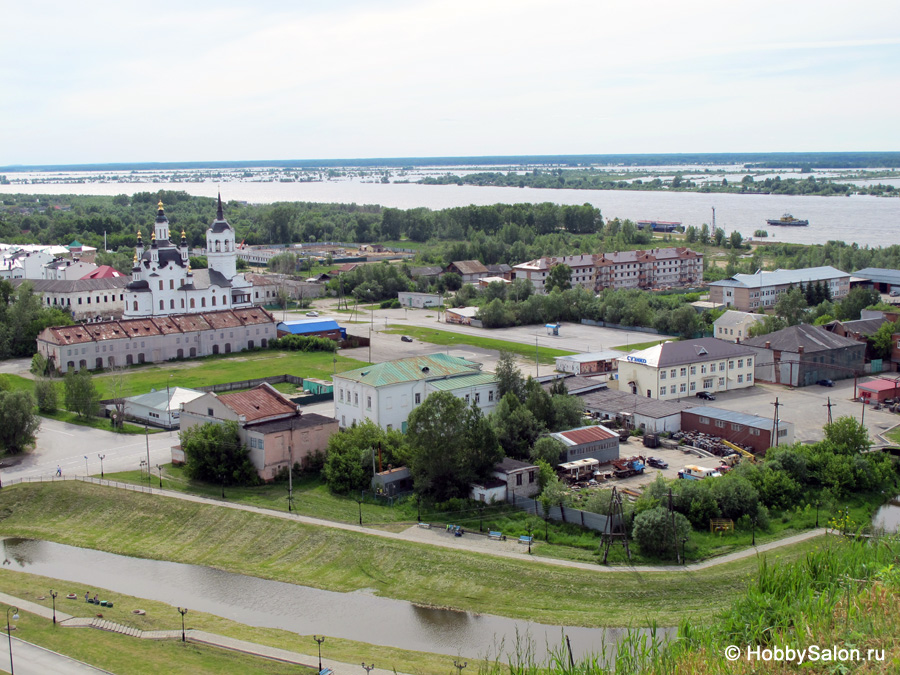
[858,378,900,393]
[580,389,693,419]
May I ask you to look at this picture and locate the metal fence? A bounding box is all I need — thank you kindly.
[511,494,622,533]
[3,475,156,494]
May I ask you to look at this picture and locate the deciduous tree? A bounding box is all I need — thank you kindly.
[0,390,40,455]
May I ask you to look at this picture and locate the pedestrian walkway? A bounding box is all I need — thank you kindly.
[0,590,405,675]
[62,476,828,574]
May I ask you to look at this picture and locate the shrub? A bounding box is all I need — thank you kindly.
[632,506,692,558]
[271,334,337,352]
[34,378,58,413]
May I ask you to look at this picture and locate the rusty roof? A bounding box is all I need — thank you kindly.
[233,307,275,325]
[204,311,244,329]
[554,425,617,446]
[217,383,297,422]
[171,314,212,332]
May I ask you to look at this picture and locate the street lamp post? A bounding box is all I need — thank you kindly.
[314,635,326,672]
[50,590,58,624]
[357,498,363,526]
[751,517,757,547]
[815,500,820,528]
[681,538,688,565]
[177,607,188,642]
[83,455,89,476]
[362,663,375,674]
[157,464,162,489]
[97,454,105,480]
[6,606,19,675]
[454,660,467,674]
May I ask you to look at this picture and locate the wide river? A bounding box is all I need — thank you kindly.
[2,176,898,248]
[0,538,664,662]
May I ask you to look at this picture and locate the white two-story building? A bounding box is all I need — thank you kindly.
[332,353,499,432]
[616,338,756,401]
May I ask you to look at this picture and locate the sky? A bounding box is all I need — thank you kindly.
[1,0,899,165]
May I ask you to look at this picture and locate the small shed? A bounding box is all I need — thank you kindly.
[470,478,507,503]
[276,319,344,341]
[546,323,560,336]
[858,378,900,403]
[372,466,413,497]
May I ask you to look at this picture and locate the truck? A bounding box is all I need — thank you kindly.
[612,457,645,479]
[678,465,722,480]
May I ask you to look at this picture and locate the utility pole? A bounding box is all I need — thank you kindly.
[287,445,294,512]
[535,336,539,377]
[771,397,781,448]
[145,424,151,488]
[824,396,834,425]
[668,489,681,565]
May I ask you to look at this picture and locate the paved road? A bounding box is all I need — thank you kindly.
[0,637,112,675]
[0,418,176,481]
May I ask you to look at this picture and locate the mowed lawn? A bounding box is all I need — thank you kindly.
[382,326,575,364]
[0,350,367,401]
[0,482,823,629]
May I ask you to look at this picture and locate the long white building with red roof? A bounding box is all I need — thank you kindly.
[37,307,276,373]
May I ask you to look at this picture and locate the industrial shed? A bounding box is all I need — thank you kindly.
[681,406,794,454]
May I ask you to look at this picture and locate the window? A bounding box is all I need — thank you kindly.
[720,362,726,370]
[749,428,760,436]
[488,390,494,402]
[690,381,696,391]
[737,359,744,368]
[731,423,743,431]
[170,279,174,289]
[747,358,752,367]
[529,470,535,483]
[366,396,372,410]
[670,369,676,378]
[159,300,164,310]
[354,393,358,405]
[680,368,686,377]
[660,370,666,380]
[701,365,707,374]
[703,378,713,388]
[698,416,710,424]
[679,383,686,393]
[710,363,716,373]
[747,373,753,382]
[201,297,206,307]
[475,392,480,404]
[159,280,164,291]
[659,387,666,396]
[715,420,725,428]
[339,389,344,402]
[670,385,676,394]
[207,408,214,417]
[516,474,523,486]
[778,428,788,437]
[415,393,421,405]
[718,377,725,386]
[465,394,470,404]
[690,366,696,375]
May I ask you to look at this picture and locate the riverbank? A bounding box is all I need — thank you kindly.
[0,482,823,629]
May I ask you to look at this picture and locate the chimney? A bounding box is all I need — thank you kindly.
[798,345,804,355]
[765,341,771,349]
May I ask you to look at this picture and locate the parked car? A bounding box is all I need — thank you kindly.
[696,391,716,400]
[818,379,834,387]
[305,311,319,317]
[401,335,413,342]
[647,457,669,469]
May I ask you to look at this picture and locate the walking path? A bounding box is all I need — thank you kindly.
[0,591,403,675]
[58,476,826,574]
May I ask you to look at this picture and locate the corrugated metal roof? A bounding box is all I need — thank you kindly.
[427,372,497,391]
[218,383,297,422]
[684,406,779,431]
[278,320,340,334]
[853,267,900,285]
[709,266,848,289]
[714,311,765,328]
[580,389,694,418]
[743,323,862,353]
[334,353,482,387]
[553,424,617,446]
[449,260,489,275]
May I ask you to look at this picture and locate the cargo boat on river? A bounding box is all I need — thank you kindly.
[766,213,809,227]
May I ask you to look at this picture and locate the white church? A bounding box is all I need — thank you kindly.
[124,196,253,318]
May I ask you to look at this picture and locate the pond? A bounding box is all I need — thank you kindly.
[0,538,666,661]
[872,495,900,534]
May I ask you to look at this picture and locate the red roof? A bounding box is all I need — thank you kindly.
[217,384,297,423]
[858,378,900,393]
[81,265,123,279]
[558,426,616,445]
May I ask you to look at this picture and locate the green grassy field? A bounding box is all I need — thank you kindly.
[0,568,449,675]
[0,482,823,629]
[382,326,576,364]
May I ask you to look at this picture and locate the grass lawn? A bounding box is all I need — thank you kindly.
[612,339,669,352]
[39,409,153,435]
[382,326,575,364]
[886,426,900,444]
[0,482,825,629]
[0,568,448,675]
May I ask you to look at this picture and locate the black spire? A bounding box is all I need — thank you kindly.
[216,191,224,221]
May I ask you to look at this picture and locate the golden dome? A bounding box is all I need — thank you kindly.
[137,229,142,238]
[158,199,164,210]
[181,229,187,238]
[151,232,156,240]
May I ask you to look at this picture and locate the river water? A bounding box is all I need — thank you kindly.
[0,538,660,661]
[2,175,898,248]
[872,496,900,533]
